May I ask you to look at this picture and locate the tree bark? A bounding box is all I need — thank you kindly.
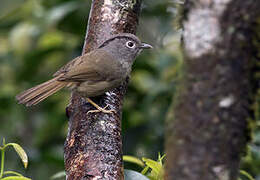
[165,0,260,180]
[64,0,142,179]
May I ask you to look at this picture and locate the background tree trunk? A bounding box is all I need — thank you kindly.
[64,0,142,179]
[165,0,260,180]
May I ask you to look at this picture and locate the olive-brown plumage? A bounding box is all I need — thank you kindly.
[16,33,152,112]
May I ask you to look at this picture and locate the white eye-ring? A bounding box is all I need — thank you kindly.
[126,41,135,48]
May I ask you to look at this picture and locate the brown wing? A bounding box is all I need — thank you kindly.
[55,49,121,82]
[53,55,83,77]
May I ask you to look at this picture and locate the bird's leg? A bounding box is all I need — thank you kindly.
[86,98,116,114]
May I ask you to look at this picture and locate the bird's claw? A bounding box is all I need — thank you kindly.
[87,105,116,114]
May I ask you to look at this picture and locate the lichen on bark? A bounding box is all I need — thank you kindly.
[64,0,142,179]
[165,0,260,180]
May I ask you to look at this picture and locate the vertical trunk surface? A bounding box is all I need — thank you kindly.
[64,0,142,179]
[165,0,260,180]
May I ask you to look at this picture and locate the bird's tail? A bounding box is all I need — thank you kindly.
[16,77,66,106]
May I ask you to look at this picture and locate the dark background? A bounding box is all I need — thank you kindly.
[0,0,259,179]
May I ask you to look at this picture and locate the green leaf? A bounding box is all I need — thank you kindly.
[142,158,161,175]
[2,138,6,146]
[123,155,145,167]
[46,2,79,26]
[141,166,149,175]
[50,171,66,179]
[3,171,23,177]
[1,176,31,180]
[9,143,28,169]
[0,0,25,19]
[239,170,255,180]
[158,153,165,165]
[124,169,149,180]
[147,175,158,180]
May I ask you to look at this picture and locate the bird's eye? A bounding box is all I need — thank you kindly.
[126,41,135,48]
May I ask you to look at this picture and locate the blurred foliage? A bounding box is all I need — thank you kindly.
[0,0,180,179]
[0,0,259,179]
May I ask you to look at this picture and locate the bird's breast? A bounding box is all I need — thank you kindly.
[119,61,132,77]
[76,78,122,97]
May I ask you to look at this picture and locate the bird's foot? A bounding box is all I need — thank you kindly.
[87,105,116,114]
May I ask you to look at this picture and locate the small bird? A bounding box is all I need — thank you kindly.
[16,33,152,113]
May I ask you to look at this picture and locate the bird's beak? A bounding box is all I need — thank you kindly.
[140,43,153,49]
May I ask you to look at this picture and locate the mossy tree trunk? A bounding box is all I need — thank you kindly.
[64,0,142,179]
[165,0,260,180]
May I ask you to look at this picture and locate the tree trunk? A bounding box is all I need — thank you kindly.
[64,0,142,179]
[165,0,260,180]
